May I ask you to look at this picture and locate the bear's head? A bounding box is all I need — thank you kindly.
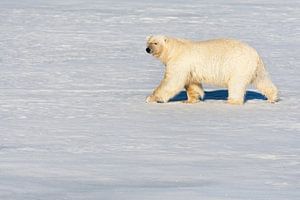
[146,35,168,58]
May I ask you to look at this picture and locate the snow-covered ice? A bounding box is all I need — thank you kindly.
[0,0,299,199]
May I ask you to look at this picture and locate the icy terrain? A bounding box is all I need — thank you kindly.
[0,0,299,199]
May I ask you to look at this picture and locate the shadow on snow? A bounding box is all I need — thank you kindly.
[170,90,267,102]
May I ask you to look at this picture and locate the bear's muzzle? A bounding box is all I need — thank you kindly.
[146,47,151,54]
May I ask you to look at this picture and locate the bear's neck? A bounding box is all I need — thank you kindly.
[158,39,185,65]
[158,50,169,65]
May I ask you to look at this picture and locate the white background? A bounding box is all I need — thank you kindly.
[0,0,299,199]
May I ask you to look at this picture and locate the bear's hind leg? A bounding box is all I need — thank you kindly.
[184,83,204,104]
[227,80,247,105]
[253,74,278,103]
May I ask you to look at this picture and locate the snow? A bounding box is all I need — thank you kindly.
[0,0,299,199]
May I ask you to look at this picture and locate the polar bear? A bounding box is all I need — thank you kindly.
[145,35,278,105]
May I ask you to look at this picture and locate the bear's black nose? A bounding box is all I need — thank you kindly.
[146,47,151,53]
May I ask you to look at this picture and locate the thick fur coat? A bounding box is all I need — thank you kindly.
[146,35,278,104]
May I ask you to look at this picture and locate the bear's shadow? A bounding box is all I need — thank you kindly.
[170,89,267,102]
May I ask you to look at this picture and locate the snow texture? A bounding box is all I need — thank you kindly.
[0,0,299,199]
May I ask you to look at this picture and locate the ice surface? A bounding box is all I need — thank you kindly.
[0,0,299,199]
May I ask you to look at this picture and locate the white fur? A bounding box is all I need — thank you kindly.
[146,36,278,104]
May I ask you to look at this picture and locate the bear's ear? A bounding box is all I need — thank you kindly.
[163,36,168,43]
[146,35,153,41]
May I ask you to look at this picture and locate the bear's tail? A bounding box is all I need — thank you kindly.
[252,57,279,103]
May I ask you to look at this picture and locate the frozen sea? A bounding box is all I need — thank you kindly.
[0,0,299,199]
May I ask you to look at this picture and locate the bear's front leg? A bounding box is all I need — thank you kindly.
[146,69,186,103]
[146,94,165,103]
[184,83,204,104]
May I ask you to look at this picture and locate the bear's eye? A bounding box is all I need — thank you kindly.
[153,42,158,45]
